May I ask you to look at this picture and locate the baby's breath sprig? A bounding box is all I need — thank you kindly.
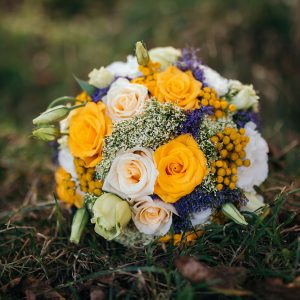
[95,99,186,180]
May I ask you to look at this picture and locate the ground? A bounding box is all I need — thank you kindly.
[0,126,299,300]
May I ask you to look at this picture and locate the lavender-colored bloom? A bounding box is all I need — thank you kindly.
[177,48,205,83]
[92,86,110,103]
[180,106,214,139]
[173,187,247,232]
[233,110,260,130]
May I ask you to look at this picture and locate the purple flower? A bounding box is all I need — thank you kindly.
[92,86,110,103]
[180,106,214,139]
[173,187,247,232]
[233,110,260,130]
[177,47,205,83]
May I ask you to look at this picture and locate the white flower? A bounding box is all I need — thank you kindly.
[241,192,265,212]
[237,122,269,192]
[201,65,229,96]
[88,67,114,88]
[57,116,69,149]
[102,147,158,199]
[190,208,212,227]
[58,148,77,180]
[129,196,177,236]
[149,46,181,69]
[103,78,148,121]
[228,80,259,111]
[106,55,141,78]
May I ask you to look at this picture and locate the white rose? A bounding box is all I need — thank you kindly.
[241,192,265,212]
[106,55,141,78]
[88,67,114,89]
[103,78,148,121]
[237,122,269,192]
[102,147,158,199]
[228,80,259,111]
[58,148,77,180]
[190,208,212,227]
[129,196,177,236]
[201,65,229,96]
[149,47,181,69]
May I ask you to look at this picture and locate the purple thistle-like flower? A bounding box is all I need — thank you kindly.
[177,47,205,83]
[173,187,247,232]
[180,106,214,139]
[233,110,260,130]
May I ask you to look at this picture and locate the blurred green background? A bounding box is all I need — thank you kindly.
[0,0,300,137]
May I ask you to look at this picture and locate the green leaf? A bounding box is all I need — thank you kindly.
[73,75,96,96]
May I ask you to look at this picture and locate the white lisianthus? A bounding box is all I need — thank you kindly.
[129,196,177,236]
[58,148,77,180]
[102,147,158,199]
[149,46,181,69]
[237,122,269,192]
[88,67,114,88]
[91,193,131,240]
[241,192,265,212]
[106,55,141,78]
[201,65,229,96]
[228,80,259,111]
[190,208,212,227]
[103,78,148,121]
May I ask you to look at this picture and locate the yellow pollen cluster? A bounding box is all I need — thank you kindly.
[74,157,102,196]
[210,127,250,191]
[199,87,236,118]
[131,60,161,95]
[159,229,204,246]
[55,167,83,208]
[76,91,92,103]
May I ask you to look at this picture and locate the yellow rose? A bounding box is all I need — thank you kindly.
[154,66,202,110]
[69,102,112,167]
[154,134,207,203]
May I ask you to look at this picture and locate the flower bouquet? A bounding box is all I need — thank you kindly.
[32,42,269,246]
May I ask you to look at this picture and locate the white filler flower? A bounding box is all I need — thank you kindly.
[106,55,141,78]
[201,65,229,96]
[237,122,269,193]
[102,147,158,199]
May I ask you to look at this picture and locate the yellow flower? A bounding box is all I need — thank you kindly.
[76,91,92,103]
[68,102,112,168]
[154,134,207,203]
[55,167,83,208]
[153,66,202,110]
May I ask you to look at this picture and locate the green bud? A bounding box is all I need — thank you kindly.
[32,125,60,142]
[135,41,149,66]
[69,207,89,245]
[33,105,70,125]
[221,203,248,226]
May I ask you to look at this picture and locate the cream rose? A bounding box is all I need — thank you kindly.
[102,147,158,199]
[149,46,181,69]
[129,196,177,236]
[103,78,149,121]
[88,67,114,88]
